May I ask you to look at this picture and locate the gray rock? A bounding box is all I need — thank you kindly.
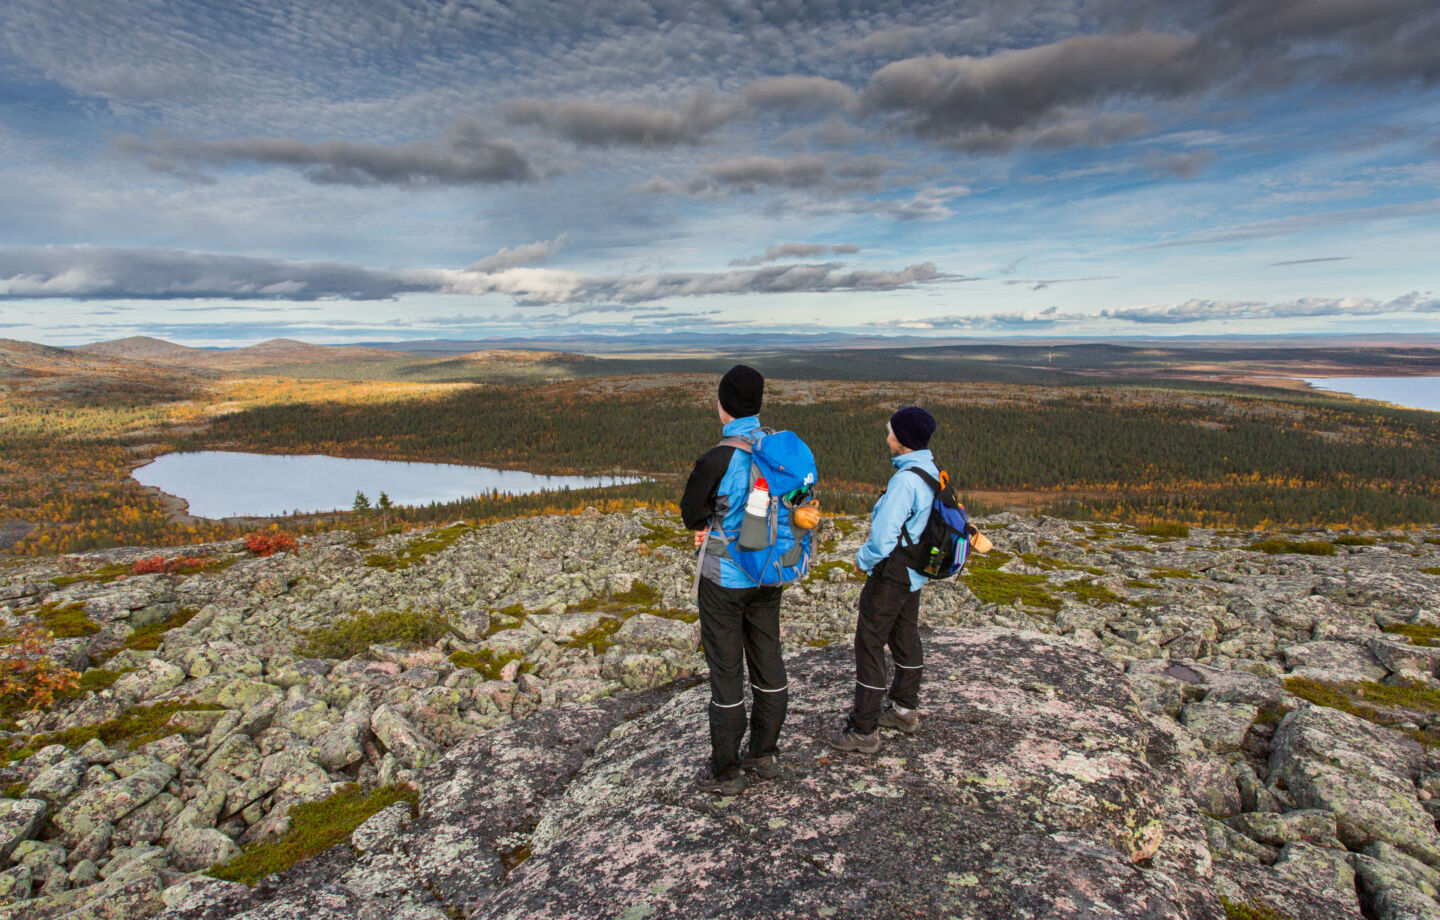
[610,613,698,652]
[166,824,242,873]
[370,704,438,770]
[53,762,176,839]
[0,798,47,861]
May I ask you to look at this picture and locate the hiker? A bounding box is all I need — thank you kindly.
[831,406,940,754]
[681,364,816,794]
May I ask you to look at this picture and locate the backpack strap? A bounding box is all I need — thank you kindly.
[896,466,942,550]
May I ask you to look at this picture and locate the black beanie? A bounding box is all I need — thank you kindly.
[890,406,936,450]
[719,365,764,418]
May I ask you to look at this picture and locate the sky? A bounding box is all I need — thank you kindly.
[0,0,1438,346]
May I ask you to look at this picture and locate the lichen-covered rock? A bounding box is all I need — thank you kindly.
[0,799,47,862]
[609,613,697,652]
[52,763,176,839]
[370,704,438,770]
[165,824,241,873]
[1269,704,1440,865]
[113,659,187,701]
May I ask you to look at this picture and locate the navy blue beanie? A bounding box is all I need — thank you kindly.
[719,365,764,418]
[890,406,936,450]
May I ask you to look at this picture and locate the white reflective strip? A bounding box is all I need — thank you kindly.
[710,699,745,708]
[894,663,924,669]
[855,680,888,691]
[753,683,788,693]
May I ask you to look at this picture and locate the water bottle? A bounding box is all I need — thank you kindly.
[738,476,771,551]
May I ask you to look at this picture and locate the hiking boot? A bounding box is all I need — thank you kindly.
[878,704,921,734]
[695,766,747,795]
[741,753,781,779]
[828,726,881,754]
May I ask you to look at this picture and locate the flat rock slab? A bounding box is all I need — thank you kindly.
[166,629,1233,920]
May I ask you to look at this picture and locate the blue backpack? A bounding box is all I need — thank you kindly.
[712,429,818,586]
[894,467,973,579]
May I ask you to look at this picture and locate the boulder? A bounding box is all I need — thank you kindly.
[52,762,176,838]
[370,704,439,770]
[0,799,46,861]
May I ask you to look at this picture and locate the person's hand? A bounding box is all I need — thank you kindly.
[694,529,709,548]
[853,562,865,576]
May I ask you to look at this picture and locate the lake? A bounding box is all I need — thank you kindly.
[132,451,643,519]
[1302,376,1440,412]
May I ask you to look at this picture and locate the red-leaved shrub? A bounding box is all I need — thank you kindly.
[245,531,299,557]
[131,555,210,575]
[0,628,80,715]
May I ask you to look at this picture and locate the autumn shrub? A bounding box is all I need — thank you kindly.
[131,555,210,575]
[296,609,452,659]
[245,531,299,557]
[0,628,80,721]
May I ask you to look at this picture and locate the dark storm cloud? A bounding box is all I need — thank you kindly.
[114,119,538,187]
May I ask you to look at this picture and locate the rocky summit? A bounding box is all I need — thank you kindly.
[0,510,1438,919]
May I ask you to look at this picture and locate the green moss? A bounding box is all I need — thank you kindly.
[1147,567,1199,579]
[1060,579,1128,606]
[48,563,131,588]
[612,581,661,607]
[1140,522,1190,539]
[0,700,228,765]
[963,569,1061,611]
[29,602,99,638]
[804,638,832,648]
[639,520,692,551]
[448,647,528,681]
[1332,535,1377,546]
[1246,539,1336,556]
[122,607,198,652]
[1018,554,1107,575]
[831,517,860,537]
[563,617,625,655]
[805,560,864,584]
[1385,623,1440,648]
[1221,897,1294,920]
[1422,567,1440,576]
[1125,579,1159,589]
[365,523,471,570]
[1112,544,1156,553]
[209,783,419,886]
[1283,677,1440,747]
[296,608,453,659]
[0,782,26,798]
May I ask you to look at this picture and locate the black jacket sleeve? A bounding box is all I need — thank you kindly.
[680,445,736,530]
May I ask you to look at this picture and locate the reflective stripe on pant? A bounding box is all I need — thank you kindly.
[697,577,788,779]
[849,557,923,734]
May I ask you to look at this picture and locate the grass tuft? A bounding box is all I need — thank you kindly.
[1283,676,1440,747]
[365,523,471,570]
[1140,522,1190,539]
[1246,539,1336,556]
[1332,535,1377,546]
[1221,897,1294,920]
[0,700,227,765]
[296,609,452,659]
[122,607,199,652]
[208,783,419,886]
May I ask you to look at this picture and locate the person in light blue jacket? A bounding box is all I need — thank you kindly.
[831,406,938,754]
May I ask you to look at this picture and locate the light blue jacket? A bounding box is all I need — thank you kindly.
[855,449,938,593]
[702,416,766,588]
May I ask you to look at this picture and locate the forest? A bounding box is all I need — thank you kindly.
[4,353,1439,557]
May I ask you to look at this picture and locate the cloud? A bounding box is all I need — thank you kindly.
[742,76,857,112]
[0,246,428,301]
[116,119,538,187]
[876,292,1440,330]
[468,234,568,273]
[501,93,742,148]
[1142,149,1216,178]
[1270,256,1353,267]
[1002,275,1117,291]
[729,242,862,266]
[0,245,941,306]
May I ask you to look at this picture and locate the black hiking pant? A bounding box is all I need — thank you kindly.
[848,557,923,735]
[697,577,788,780]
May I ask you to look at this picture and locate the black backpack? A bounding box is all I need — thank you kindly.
[893,468,974,579]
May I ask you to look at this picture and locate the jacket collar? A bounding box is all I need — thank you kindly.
[723,416,761,437]
[892,448,933,470]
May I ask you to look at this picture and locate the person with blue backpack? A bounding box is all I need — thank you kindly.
[831,405,971,754]
[682,365,818,794]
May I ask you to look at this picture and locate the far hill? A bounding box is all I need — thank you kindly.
[74,335,208,363]
[72,336,413,373]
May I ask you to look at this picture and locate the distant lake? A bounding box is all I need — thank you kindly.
[133,451,643,519]
[1302,377,1440,412]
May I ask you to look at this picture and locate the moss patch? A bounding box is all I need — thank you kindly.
[639,520,692,551]
[209,783,419,886]
[805,560,864,584]
[122,607,198,652]
[1283,677,1440,747]
[1421,567,1440,576]
[1384,623,1440,648]
[448,647,528,681]
[296,608,453,659]
[1140,522,1190,539]
[563,617,625,655]
[1148,567,1199,580]
[1112,544,1156,553]
[30,602,99,639]
[964,569,1061,612]
[365,523,471,570]
[1332,535,1377,546]
[1221,897,1294,920]
[1246,539,1336,556]
[1059,579,1128,607]
[1018,553,1107,576]
[0,782,27,798]
[0,700,227,765]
